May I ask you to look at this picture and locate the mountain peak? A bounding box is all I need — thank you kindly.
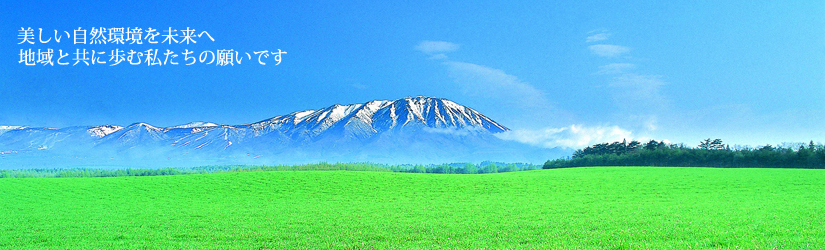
[125,123,164,133]
[167,122,220,129]
[88,125,124,138]
[0,126,26,130]
[249,97,508,137]
[0,97,536,167]
[405,95,434,100]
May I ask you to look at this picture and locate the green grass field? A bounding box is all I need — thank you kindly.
[1,167,824,249]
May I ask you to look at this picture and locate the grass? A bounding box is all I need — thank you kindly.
[1,167,824,249]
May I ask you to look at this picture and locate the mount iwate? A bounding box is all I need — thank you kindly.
[0,96,568,168]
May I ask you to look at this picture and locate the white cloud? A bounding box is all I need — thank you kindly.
[443,61,548,110]
[586,32,611,43]
[415,40,573,128]
[609,73,667,106]
[415,41,459,55]
[495,124,634,149]
[581,32,669,135]
[588,44,630,57]
[606,74,669,133]
[596,63,636,75]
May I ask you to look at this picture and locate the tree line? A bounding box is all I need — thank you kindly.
[390,162,537,174]
[544,139,825,169]
[0,161,539,178]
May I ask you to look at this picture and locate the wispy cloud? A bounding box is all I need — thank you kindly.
[415,40,547,106]
[415,40,571,128]
[443,61,548,111]
[495,124,634,149]
[415,41,545,107]
[607,73,669,132]
[596,63,636,75]
[415,41,459,55]
[609,74,667,106]
[588,44,630,57]
[586,32,611,43]
[585,31,669,133]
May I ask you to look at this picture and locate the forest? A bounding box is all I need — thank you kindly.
[544,139,825,169]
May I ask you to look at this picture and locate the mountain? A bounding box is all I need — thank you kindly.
[0,96,568,168]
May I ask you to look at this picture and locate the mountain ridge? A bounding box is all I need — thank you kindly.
[0,96,566,168]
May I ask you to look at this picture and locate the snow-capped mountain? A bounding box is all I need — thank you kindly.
[88,125,124,138]
[0,96,565,168]
[246,97,507,140]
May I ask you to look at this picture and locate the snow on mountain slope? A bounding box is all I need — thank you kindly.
[0,126,26,136]
[96,123,168,147]
[246,96,507,139]
[88,125,124,138]
[0,126,26,130]
[0,96,562,168]
[166,122,220,130]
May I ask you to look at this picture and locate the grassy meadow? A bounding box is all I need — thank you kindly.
[1,167,824,249]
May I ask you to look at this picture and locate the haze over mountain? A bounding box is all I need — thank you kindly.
[0,96,568,169]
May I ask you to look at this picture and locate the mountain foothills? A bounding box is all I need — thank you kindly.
[0,96,565,168]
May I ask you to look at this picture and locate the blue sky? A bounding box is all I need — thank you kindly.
[2,0,823,148]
